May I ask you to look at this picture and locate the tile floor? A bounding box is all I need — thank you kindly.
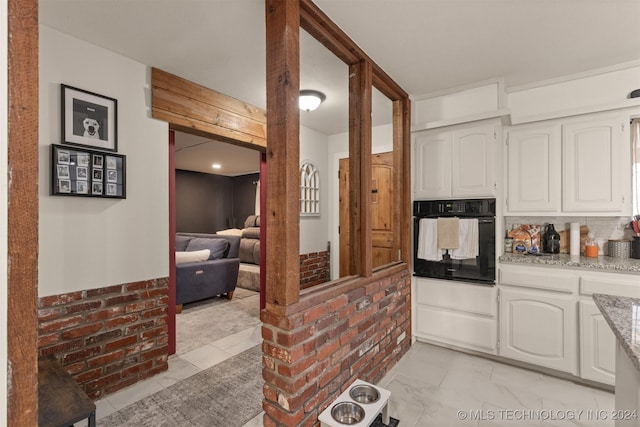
[378,341,616,426]
[94,323,263,426]
[96,333,615,426]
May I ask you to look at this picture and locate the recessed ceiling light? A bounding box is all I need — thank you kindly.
[212,163,221,169]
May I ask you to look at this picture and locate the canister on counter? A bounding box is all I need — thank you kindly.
[608,239,631,258]
[504,238,513,253]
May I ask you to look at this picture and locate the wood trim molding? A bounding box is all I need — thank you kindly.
[8,0,39,424]
[151,68,267,150]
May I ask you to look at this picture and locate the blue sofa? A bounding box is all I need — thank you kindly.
[175,233,240,311]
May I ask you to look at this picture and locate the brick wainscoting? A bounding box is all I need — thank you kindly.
[261,266,411,426]
[37,278,169,400]
[299,251,330,289]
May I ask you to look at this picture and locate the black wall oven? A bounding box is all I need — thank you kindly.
[413,199,496,285]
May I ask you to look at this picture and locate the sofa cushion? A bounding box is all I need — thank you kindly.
[186,237,229,260]
[216,228,243,236]
[242,227,260,239]
[244,215,259,228]
[175,235,192,252]
[176,249,210,265]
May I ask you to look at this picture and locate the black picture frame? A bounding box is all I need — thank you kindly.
[61,84,118,152]
[51,144,126,199]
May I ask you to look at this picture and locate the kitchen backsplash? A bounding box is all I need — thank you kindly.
[505,216,635,255]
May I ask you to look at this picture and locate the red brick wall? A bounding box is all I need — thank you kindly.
[299,251,330,289]
[37,278,169,400]
[261,267,411,427]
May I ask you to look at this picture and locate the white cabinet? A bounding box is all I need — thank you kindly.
[451,124,496,197]
[579,300,616,384]
[414,277,497,354]
[579,272,640,386]
[498,264,578,374]
[505,123,561,212]
[499,286,577,374]
[504,113,629,215]
[413,131,452,199]
[413,121,497,199]
[562,116,625,212]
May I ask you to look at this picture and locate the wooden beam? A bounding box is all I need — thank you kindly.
[299,0,408,102]
[265,0,301,306]
[151,68,267,150]
[8,0,39,424]
[394,98,412,265]
[349,61,373,277]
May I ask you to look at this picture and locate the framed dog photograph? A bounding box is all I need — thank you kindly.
[61,84,118,152]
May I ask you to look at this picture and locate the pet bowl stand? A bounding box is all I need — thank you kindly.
[318,379,391,427]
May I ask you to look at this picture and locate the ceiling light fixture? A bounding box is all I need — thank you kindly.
[299,90,326,112]
[212,163,221,169]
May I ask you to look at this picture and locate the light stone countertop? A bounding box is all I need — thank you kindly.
[593,293,640,372]
[499,253,640,273]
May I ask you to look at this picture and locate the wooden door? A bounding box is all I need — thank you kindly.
[339,152,394,276]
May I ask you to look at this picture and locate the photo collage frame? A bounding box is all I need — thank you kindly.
[51,144,126,198]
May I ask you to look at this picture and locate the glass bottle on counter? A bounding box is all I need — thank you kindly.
[543,223,560,254]
[585,232,599,258]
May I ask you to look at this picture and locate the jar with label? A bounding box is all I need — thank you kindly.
[585,232,598,258]
[504,238,514,253]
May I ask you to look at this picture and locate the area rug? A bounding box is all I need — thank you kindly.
[99,344,263,427]
[176,288,261,355]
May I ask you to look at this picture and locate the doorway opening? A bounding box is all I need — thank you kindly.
[170,128,265,357]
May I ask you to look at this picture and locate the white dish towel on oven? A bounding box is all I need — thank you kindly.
[417,218,443,261]
[450,218,479,260]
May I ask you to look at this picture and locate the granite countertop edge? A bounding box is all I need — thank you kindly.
[499,253,640,273]
[592,293,640,372]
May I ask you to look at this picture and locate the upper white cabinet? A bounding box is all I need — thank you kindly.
[562,116,624,212]
[506,123,561,212]
[414,121,497,199]
[505,113,629,215]
[413,131,452,199]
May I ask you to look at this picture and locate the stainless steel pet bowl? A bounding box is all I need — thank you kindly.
[349,384,380,404]
[331,402,365,425]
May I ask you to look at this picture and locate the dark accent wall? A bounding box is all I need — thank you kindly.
[175,170,259,233]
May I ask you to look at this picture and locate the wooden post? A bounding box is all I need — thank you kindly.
[8,0,39,425]
[265,0,301,307]
[349,61,373,277]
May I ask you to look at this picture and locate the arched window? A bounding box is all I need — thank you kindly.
[300,160,320,216]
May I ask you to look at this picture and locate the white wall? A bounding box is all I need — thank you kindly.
[1,0,8,419]
[39,26,169,297]
[299,126,330,254]
[327,124,394,279]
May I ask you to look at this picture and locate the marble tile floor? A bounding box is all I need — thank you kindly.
[95,335,615,426]
[378,342,616,426]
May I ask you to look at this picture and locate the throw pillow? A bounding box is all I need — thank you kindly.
[216,228,243,236]
[176,249,210,265]
[175,235,192,252]
[186,238,229,260]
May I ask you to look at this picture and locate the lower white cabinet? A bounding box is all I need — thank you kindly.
[579,300,616,385]
[414,277,497,354]
[499,286,577,374]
